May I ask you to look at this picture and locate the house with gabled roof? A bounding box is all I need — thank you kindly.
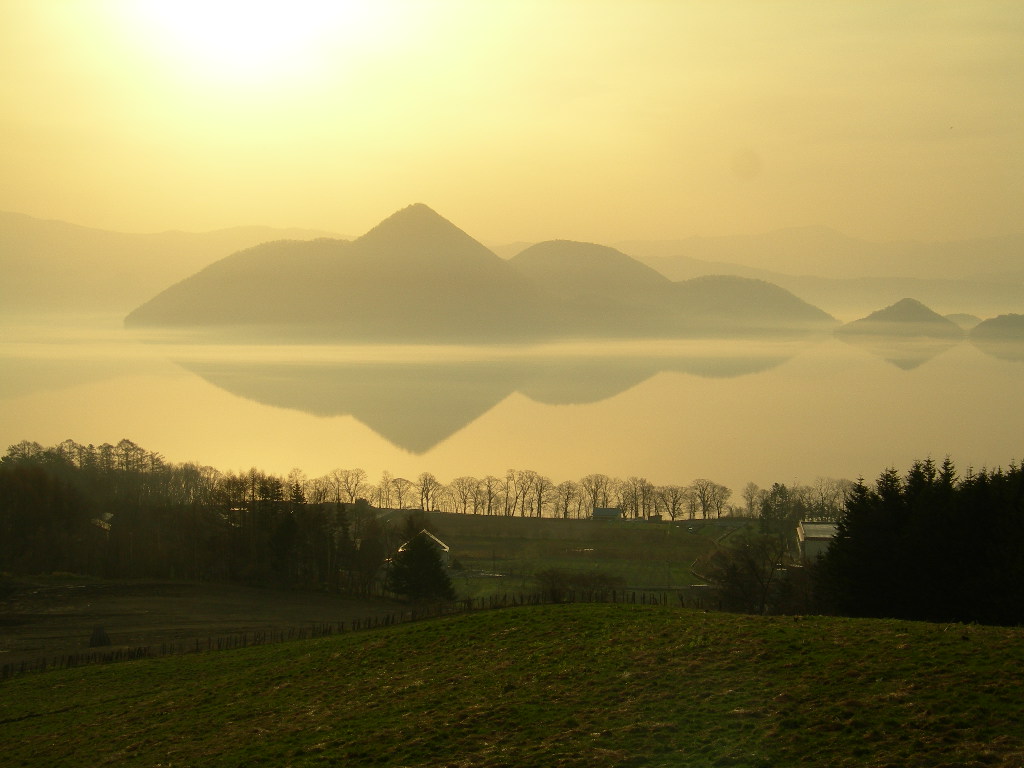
[397,529,451,566]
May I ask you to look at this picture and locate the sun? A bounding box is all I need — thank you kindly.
[123,0,392,88]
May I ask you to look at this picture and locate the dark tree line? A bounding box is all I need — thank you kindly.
[815,458,1024,626]
[0,440,399,594]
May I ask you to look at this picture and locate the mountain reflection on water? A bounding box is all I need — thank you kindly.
[172,340,800,453]
[5,324,1024,491]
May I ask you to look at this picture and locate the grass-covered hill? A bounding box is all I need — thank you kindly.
[4,603,1023,767]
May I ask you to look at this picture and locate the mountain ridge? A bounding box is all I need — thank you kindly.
[125,205,838,342]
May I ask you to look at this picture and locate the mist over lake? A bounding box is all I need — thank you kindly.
[3,316,1021,495]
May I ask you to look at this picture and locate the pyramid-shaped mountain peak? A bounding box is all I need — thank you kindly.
[837,297,964,338]
[355,203,495,259]
[863,298,947,323]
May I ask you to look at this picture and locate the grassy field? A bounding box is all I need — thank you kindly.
[407,512,737,597]
[0,515,731,669]
[0,575,400,668]
[3,602,1023,767]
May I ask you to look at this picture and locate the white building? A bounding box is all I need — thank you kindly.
[797,522,838,561]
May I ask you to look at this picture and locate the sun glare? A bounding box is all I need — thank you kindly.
[124,0,395,87]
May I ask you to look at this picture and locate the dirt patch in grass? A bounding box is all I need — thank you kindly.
[0,576,398,666]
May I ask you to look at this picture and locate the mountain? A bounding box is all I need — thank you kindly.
[620,227,1024,282]
[508,240,677,337]
[0,211,337,315]
[971,313,1024,340]
[836,298,965,338]
[946,313,983,330]
[127,204,548,342]
[670,275,835,334]
[622,228,1024,320]
[126,205,837,342]
[506,241,835,337]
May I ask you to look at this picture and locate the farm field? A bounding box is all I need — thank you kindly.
[3,602,1024,767]
[0,576,398,669]
[394,511,738,597]
[0,513,738,670]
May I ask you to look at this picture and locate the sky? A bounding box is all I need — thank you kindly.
[2,1,1022,245]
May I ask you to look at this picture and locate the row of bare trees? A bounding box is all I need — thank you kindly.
[297,468,851,524]
[292,468,736,521]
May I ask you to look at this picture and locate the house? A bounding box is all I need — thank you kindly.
[797,521,838,561]
[397,529,451,566]
[592,507,622,522]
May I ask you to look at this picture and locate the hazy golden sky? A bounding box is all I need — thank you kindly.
[2,1,1021,244]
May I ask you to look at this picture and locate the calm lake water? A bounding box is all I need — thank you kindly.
[2,315,1022,495]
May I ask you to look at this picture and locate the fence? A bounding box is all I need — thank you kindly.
[1,587,717,681]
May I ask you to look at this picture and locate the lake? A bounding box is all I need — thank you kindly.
[2,315,1022,496]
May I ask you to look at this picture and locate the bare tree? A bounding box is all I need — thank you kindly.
[305,474,332,505]
[342,468,368,502]
[580,473,613,513]
[449,476,479,514]
[690,478,716,519]
[530,474,554,517]
[373,470,394,509]
[553,480,580,519]
[622,476,655,519]
[656,485,688,521]
[741,482,762,518]
[481,475,501,515]
[391,477,414,509]
[710,483,732,519]
[416,472,442,511]
[809,477,854,521]
[502,469,539,517]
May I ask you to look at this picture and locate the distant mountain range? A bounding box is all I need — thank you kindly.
[618,228,1024,320]
[125,204,836,342]
[0,211,337,315]
[4,207,1021,323]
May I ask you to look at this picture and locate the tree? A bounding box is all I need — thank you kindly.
[530,474,554,517]
[391,477,414,509]
[449,476,479,514]
[553,480,581,519]
[758,482,807,537]
[373,470,394,508]
[580,473,612,512]
[481,475,501,515]
[816,459,1024,625]
[385,529,455,603]
[689,478,716,519]
[741,482,762,518]
[416,472,442,511]
[699,531,790,614]
[656,485,688,521]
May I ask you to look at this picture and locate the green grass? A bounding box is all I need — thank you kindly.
[4,603,1024,767]
[421,512,733,596]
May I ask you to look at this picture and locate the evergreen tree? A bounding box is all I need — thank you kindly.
[385,531,455,603]
[817,459,1024,625]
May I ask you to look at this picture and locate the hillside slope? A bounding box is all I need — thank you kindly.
[3,604,1023,767]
